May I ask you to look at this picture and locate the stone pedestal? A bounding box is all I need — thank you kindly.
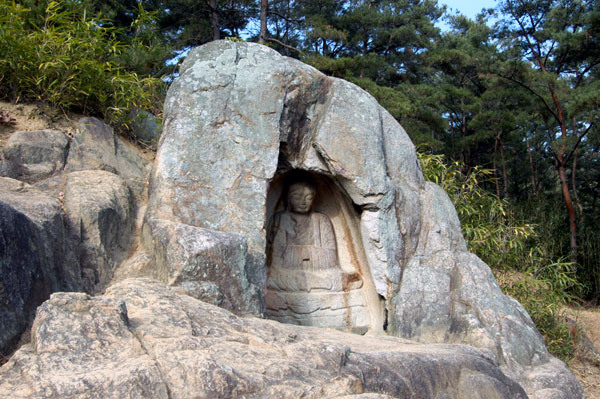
[266,289,371,331]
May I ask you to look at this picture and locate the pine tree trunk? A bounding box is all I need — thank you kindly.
[572,151,584,217]
[284,0,290,56]
[210,0,220,41]
[499,138,509,200]
[512,151,520,199]
[571,118,584,217]
[526,137,537,196]
[553,159,559,198]
[558,163,578,262]
[494,137,501,199]
[461,111,468,166]
[592,180,599,219]
[259,0,268,44]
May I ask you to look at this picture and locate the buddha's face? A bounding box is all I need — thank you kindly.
[288,183,316,214]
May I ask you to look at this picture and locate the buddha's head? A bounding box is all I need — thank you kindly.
[287,182,316,214]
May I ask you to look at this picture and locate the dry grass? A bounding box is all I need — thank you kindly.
[567,307,600,398]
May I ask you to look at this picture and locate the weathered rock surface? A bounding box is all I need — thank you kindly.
[141,40,583,398]
[0,156,18,179]
[0,177,79,356]
[0,278,532,399]
[142,218,261,314]
[2,129,69,181]
[0,116,149,357]
[66,117,149,198]
[64,170,133,292]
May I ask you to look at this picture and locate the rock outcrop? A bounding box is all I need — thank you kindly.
[140,40,582,398]
[0,278,531,399]
[0,117,148,355]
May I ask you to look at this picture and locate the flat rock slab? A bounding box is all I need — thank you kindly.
[0,279,528,399]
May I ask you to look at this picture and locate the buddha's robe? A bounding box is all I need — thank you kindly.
[267,211,347,292]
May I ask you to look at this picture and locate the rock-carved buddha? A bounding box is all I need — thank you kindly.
[265,175,366,328]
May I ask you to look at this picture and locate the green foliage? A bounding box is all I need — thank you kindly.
[113,3,174,78]
[0,0,165,128]
[418,151,582,361]
[517,198,600,298]
[497,269,578,361]
[418,152,536,268]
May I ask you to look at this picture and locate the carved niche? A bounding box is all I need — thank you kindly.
[265,171,384,333]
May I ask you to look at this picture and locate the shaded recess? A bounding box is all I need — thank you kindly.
[264,167,384,333]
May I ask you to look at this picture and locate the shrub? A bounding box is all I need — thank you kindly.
[516,197,600,299]
[496,267,578,361]
[418,151,582,361]
[418,152,536,270]
[0,0,165,129]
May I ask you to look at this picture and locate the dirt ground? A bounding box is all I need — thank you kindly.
[0,101,81,147]
[567,307,600,398]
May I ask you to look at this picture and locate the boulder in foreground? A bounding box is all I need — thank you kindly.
[0,278,532,399]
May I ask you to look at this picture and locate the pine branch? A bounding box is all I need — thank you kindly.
[564,122,595,164]
[496,71,560,124]
[266,37,303,54]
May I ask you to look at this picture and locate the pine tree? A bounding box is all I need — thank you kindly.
[496,0,600,262]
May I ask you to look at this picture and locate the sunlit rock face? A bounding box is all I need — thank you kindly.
[0,279,532,399]
[140,40,583,398]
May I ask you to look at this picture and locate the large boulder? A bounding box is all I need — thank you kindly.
[0,278,531,399]
[141,40,582,397]
[66,117,149,198]
[63,170,133,292]
[2,129,69,182]
[0,177,79,356]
